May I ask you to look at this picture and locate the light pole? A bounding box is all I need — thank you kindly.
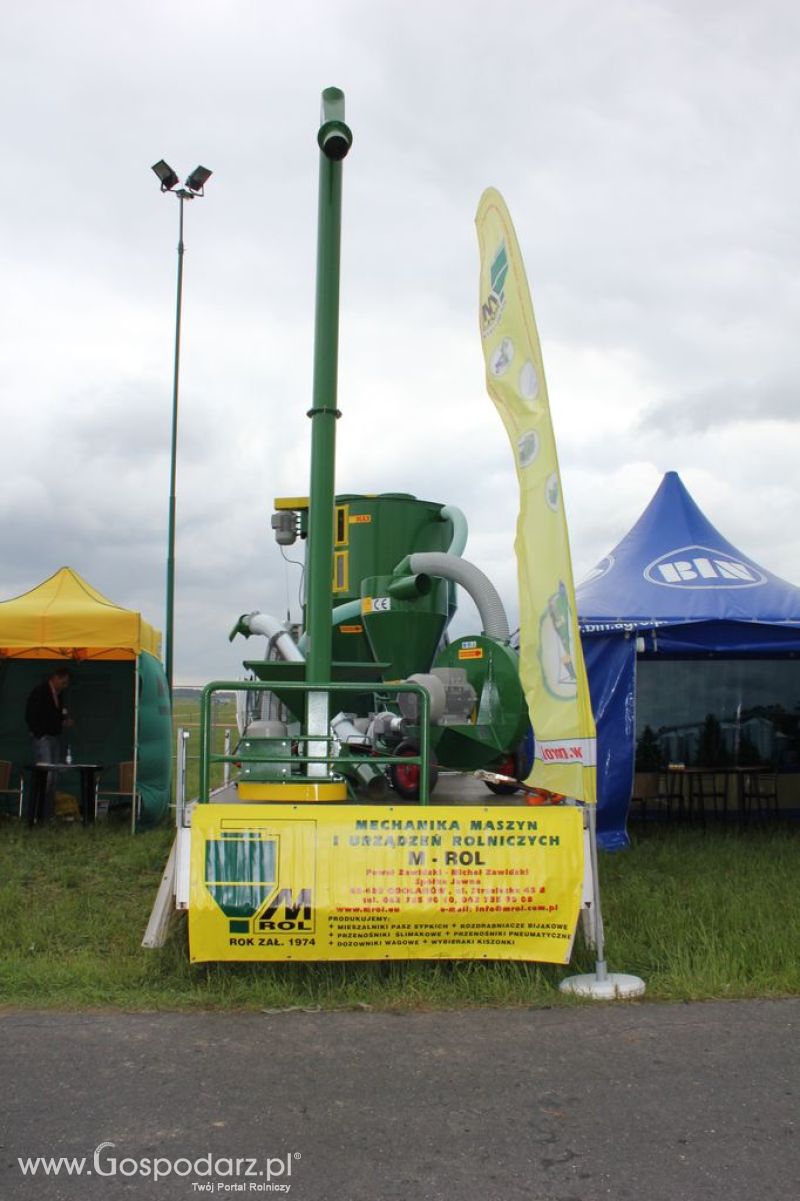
[151,160,212,697]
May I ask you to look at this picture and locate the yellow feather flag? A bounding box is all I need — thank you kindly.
[476,188,596,803]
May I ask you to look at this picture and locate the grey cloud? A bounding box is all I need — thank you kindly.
[640,379,800,435]
[3,0,800,681]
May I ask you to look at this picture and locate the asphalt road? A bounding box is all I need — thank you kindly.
[2,999,798,1201]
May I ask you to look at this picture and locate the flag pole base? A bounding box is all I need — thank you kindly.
[559,972,646,1000]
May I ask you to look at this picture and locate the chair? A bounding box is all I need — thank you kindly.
[96,761,135,815]
[0,760,24,818]
[740,770,779,824]
[630,772,661,821]
[658,767,688,820]
[689,770,729,825]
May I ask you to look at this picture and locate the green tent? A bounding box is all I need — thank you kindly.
[0,568,171,826]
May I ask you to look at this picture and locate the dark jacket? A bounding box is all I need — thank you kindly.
[25,681,67,738]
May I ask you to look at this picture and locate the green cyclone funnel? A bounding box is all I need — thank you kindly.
[361,574,448,681]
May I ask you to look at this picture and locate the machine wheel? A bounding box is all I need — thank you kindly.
[484,750,523,795]
[390,742,439,801]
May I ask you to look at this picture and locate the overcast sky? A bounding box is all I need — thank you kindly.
[2,0,798,683]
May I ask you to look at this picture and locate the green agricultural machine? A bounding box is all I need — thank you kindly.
[148,86,619,998]
[226,489,530,802]
[196,88,530,806]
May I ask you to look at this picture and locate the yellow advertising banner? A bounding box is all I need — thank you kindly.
[476,188,597,802]
[189,804,584,964]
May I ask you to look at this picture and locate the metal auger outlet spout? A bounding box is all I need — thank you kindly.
[317,87,353,161]
[331,712,388,799]
[229,612,304,663]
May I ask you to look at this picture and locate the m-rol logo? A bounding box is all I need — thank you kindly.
[480,240,509,337]
[644,546,767,589]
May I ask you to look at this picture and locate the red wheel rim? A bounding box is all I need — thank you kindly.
[496,752,516,778]
[395,760,420,791]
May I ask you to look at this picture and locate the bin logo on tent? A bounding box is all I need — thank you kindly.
[644,546,767,589]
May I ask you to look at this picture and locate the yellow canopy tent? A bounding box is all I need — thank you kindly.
[0,568,170,825]
[0,566,161,660]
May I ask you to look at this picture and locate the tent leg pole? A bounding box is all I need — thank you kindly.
[131,658,140,835]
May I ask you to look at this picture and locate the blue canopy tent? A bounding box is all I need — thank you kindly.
[577,472,800,849]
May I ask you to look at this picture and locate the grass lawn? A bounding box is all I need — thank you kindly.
[0,815,798,1011]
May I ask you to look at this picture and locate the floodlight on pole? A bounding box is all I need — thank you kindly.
[152,158,212,698]
[185,165,212,194]
[151,159,180,192]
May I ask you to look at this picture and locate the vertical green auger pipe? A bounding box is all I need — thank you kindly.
[305,87,353,774]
